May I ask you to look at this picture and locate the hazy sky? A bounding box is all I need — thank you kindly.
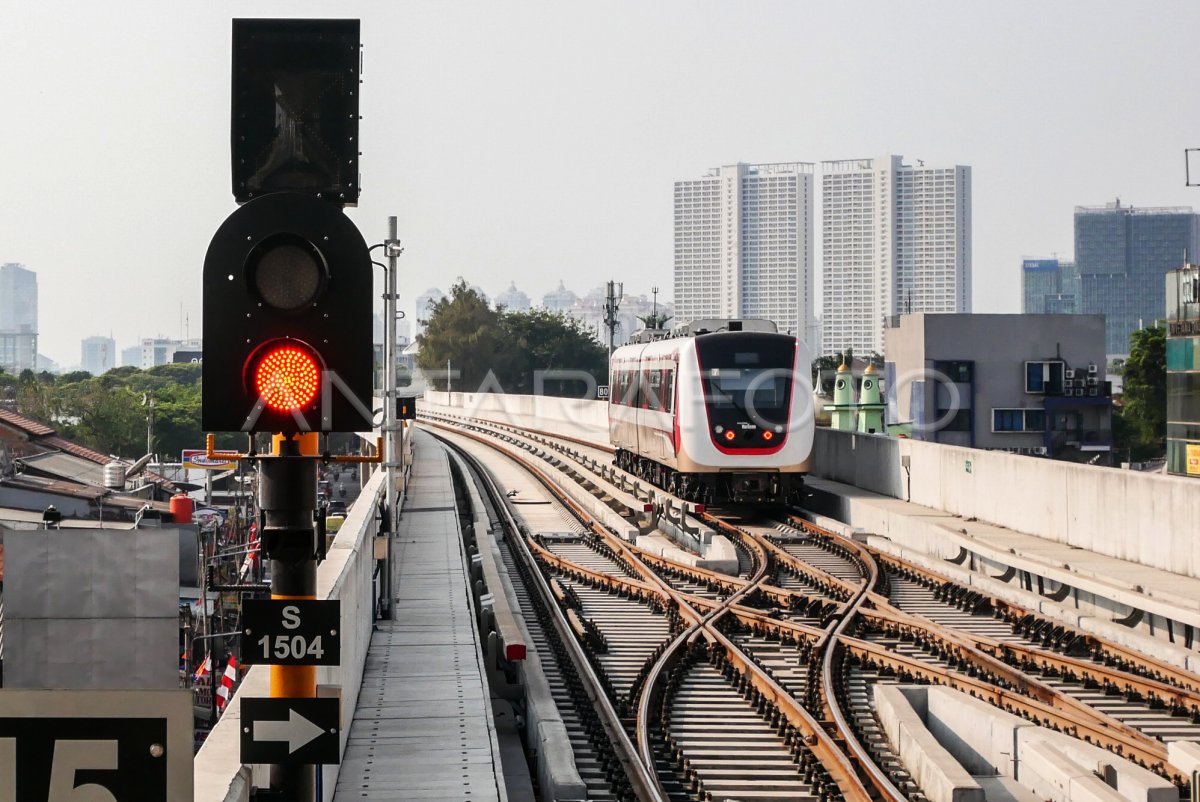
[3,1,1200,367]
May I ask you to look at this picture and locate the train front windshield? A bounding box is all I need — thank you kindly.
[697,334,796,426]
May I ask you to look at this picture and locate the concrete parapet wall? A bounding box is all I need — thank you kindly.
[425,391,609,446]
[873,685,983,802]
[194,469,388,802]
[813,428,1200,580]
[901,684,1176,802]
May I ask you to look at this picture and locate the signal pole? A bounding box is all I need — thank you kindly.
[382,217,403,620]
[264,432,320,801]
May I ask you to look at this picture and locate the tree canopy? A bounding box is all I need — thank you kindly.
[1115,325,1166,460]
[7,361,239,461]
[416,280,606,396]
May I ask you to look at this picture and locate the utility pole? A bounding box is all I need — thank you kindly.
[446,358,451,394]
[651,286,659,322]
[382,216,403,620]
[603,280,623,365]
[144,392,155,460]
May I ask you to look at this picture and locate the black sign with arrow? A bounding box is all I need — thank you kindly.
[240,698,341,765]
[242,599,341,666]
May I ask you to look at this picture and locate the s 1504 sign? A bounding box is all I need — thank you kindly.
[242,599,341,666]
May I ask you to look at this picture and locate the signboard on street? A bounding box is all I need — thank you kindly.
[0,689,193,802]
[242,599,341,666]
[172,350,203,364]
[240,698,340,765]
[397,396,417,420]
[182,448,237,471]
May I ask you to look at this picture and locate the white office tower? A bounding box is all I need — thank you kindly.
[822,155,971,356]
[674,163,814,339]
[81,335,116,375]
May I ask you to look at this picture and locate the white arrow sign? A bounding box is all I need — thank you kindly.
[253,708,325,754]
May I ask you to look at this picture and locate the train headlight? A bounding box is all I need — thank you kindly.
[714,425,724,434]
[724,430,736,442]
[762,430,774,441]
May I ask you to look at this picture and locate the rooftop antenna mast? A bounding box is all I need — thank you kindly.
[603,280,623,363]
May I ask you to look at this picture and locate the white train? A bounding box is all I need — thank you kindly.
[608,319,814,504]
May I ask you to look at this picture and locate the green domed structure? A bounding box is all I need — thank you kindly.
[856,363,886,434]
[827,361,858,431]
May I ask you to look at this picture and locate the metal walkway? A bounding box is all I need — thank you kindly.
[333,428,507,801]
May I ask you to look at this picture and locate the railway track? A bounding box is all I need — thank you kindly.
[422,410,1200,800]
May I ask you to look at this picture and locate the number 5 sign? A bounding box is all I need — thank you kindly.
[242,599,341,666]
[0,689,192,802]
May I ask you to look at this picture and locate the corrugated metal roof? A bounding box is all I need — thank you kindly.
[17,451,108,485]
[0,411,178,494]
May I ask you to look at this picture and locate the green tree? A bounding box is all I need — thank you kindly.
[11,361,224,461]
[396,364,412,388]
[416,280,511,391]
[501,308,606,396]
[61,384,145,456]
[1116,325,1166,459]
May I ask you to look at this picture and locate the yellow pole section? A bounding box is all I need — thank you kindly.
[270,431,320,699]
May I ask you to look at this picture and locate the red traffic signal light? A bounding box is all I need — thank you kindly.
[202,193,373,433]
[252,342,321,412]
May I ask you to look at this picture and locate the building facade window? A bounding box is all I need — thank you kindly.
[992,408,1045,433]
[934,360,973,383]
[1025,361,1064,394]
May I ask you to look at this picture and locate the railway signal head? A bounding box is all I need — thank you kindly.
[202,192,373,433]
[202,19,372,434]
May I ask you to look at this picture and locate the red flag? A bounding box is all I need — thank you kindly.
[216,655,239,712]
[193,653,212,681]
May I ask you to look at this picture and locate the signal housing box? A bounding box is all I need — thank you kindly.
[231,19,361,205]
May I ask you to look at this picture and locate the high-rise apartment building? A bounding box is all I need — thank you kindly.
[81,335,116,375]
[414,287,445,336]
[1022,258,1080,314]
[1166,264,1200,477]
[822,156,971,357]
[1075,200,1200,357]
[0,262,38,373]
[674,162,814,340]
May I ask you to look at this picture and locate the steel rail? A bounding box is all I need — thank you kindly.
[436,433,668,802]
[785,512,1188,780]
[423,415,875,801]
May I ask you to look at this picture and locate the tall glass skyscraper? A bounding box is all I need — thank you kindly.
[1075,201,1200,356]
[1022,258,1079,314]
[0,262,38,373]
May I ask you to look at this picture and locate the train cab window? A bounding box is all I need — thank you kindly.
[697,334,795,423]
[662,369,675,413]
